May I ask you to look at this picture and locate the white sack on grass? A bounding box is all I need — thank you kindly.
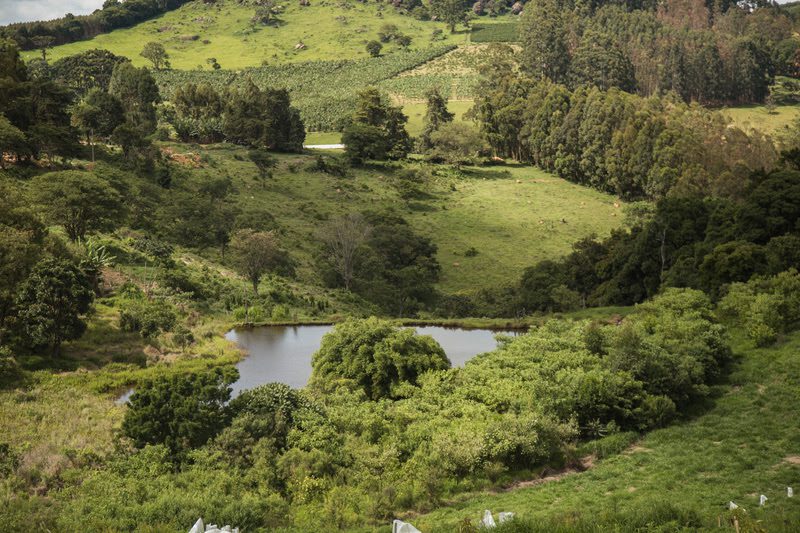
[189,518,204,533]
[498,512,515,523]
[392,519,422,533]
[789,487,794,498]
[759,494,768,506]
[728,501,739,510]
[482,510,496,528]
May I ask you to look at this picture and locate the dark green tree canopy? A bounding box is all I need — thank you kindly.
[50,49,128,96]
[12,258,94,357]
[224,81,305,152]
[122,367,238,461]
[419,87,454,151]
[30,170,124,242]
[108,61,160,133]
[568,31,636,92]
[311,318,450,399]
[343,87,410,164]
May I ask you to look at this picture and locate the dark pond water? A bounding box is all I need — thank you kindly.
[116,325,515,404]
[224,325,510,396]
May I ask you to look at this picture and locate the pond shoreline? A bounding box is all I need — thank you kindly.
[230,317,533,331]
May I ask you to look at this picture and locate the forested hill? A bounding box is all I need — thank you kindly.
[0,0,193,51]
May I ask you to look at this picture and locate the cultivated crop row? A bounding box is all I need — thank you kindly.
[154,45,456,130]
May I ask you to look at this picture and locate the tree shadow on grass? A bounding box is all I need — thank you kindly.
[407,201,439,212]
[13,313,149,376]
[678,351,742,423]
[459,167,514,181]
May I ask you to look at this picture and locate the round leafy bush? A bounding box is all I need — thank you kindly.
[310,317,450,399]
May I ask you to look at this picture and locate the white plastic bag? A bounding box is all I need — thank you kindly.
[789,487,794,498]
[759,494,768,506]
[728,501,739,510]
[188,518,204,533]
[482,510,496,528]
[392,519,422,533]
[498,512,515,523]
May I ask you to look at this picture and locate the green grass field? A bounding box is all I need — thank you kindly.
[414,330,800,531]
[178,144,623,295]
[723,104,800,137]
[305,132,343,145]
[24,0,465,69]
[400,99,474,136]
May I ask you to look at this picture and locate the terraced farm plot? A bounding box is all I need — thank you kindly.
[153,45,455,130]
[380,43,519,100]
[23,0,465,69]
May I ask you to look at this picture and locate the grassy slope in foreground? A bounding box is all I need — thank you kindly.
[24,0,464,69]
[186,145,623,294]
[416,331,800,531]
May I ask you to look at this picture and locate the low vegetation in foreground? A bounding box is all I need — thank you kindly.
[417,327,800,532]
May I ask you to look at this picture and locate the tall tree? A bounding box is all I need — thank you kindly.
[568,31,636,92]
[13,259,94,357]
[342,87,410,163]
[430,0,467,33]
[519,0,571,83]
[108,61,160,133]
[30,170,123,242]
[230,229,284,295]
[419,87,454,151]
[319,213,371,291]
[224,81,305,151]
[0,116,26,167]
[70,88,125,161]
[140,42,170,70]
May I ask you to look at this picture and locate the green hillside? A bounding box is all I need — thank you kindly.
[173,144,624,294]
[22,0,466,69]
[416,330,800,531]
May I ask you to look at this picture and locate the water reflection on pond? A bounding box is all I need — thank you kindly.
[116,325,521,404]
[225,324,517,396]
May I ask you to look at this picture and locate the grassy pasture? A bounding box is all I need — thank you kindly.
[415,330,800,531]
[181,144,623,295]
[25,0,465,69]
[723,104,800,137]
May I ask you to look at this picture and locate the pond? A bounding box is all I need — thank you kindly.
[116,325,518,404]
[224,324,515,396]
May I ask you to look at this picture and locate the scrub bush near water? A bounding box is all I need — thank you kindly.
[85,289,730,530]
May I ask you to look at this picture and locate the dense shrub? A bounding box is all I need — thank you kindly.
[719,269,800,346]
[121,367,237,460]
[310,318,450,399]
[119,300,177,338]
